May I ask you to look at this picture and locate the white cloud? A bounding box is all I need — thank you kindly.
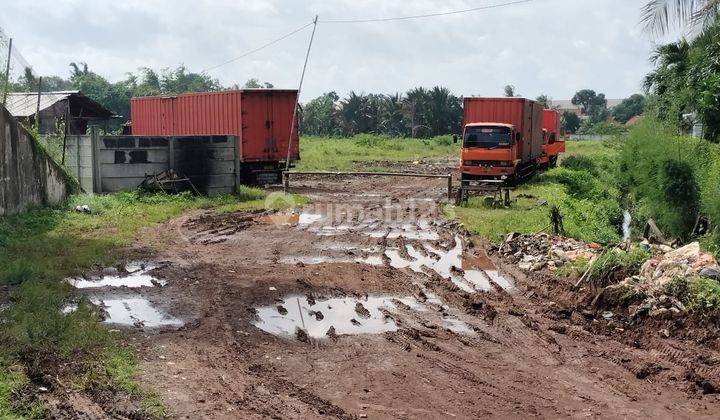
[1,0,660,101]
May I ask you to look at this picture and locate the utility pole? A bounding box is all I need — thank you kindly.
[284,15,319,178]
[2,38,11,106]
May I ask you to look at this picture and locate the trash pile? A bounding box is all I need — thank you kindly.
[489,232,596,272]
[639,242,719,287]
[599,242,719,320]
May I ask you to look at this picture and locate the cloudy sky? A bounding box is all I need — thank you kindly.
[1,0,674,101]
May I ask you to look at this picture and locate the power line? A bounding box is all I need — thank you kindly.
[319,0,534,23]
[202,21,315,73]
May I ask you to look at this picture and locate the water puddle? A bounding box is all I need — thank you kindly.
[279,255,384,266]
[68,263,165,289]
[384,236,512,293]
[94,297,183,328]
[442,318,475,335]
[254,295,408,338]
[259,211,323,226]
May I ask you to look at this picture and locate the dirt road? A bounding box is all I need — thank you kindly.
[76,165,719,419]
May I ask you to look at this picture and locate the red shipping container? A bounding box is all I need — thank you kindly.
[130,89,299,163]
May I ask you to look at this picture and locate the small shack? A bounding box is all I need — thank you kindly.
[4,90,116,135]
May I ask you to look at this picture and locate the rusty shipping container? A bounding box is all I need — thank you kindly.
[130,89,299,184]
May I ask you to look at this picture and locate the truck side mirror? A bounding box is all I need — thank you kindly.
[515,132,522,142]
[452,134,458,144]
[549,133,556,144]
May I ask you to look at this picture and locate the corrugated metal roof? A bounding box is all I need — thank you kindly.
[4,91,79,117]
[4,90,116,118]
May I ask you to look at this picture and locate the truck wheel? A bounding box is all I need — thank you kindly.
[549,156,558,168]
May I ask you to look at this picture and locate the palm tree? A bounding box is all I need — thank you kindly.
[642,0,720,36]
[403,87,429,138]
[380,93,407,137]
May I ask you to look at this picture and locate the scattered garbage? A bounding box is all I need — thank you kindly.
[639,242,717,288]
[74,204,91,214]
[490,232,595,272]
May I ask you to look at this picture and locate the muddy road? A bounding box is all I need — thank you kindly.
[74,166,719,419]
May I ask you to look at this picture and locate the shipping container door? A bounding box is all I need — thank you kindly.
[241,91,273,161]
[270,91,298,161]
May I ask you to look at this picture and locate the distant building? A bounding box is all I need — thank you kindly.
[550,98,624,117]
[4,90,116,135]
[624,115,643,126]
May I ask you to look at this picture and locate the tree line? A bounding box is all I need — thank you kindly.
[301,87,462,138]
[4,62,646,137]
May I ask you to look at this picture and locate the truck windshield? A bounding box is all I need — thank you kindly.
[463,127,512,148]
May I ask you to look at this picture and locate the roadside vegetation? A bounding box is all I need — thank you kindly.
[0,187,302,418]
[296,134,458,171]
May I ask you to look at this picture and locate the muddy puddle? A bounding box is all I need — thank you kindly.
[94,297,183,328]
[385,236,512,293]
[279,255,384,266]
[258,211,323,226]
[68,262,165,289]
[253,294,472,339]
[66,262,183,329]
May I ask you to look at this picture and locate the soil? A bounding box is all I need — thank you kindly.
[68,160,720,418]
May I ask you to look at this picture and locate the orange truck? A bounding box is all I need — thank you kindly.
[459,97,544,184]
[538,109,565,168]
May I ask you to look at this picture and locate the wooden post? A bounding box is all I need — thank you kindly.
[1,38,11,106]
[447,174,453,201]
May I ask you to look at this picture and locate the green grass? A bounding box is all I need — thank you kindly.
[297,134,459,170]
[451,139,622,244]
[450,182,567,242]
[0,188,304,418]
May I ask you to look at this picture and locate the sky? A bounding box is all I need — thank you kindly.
[0,0,677,102]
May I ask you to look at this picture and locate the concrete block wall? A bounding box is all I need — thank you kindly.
[0,105,74,216]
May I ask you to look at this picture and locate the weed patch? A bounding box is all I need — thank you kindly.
[297,134,459,171]
[588,248,650,288]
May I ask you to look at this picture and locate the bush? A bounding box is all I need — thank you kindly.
[665,277,720,316]
[618,119,716,242]
[236,185,266,202]
[588,248,650,288]
[544,167,600,199]
[561,155,598,176]
[659,159,699,238]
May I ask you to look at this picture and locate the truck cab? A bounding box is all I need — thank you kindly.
[460,123,519,181]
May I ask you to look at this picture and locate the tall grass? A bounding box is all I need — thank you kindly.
[617,118,720,248]
[297,134,459,170]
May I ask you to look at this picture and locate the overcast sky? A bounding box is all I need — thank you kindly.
[1,0,673,101]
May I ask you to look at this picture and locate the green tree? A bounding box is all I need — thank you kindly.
[503,85,516,97]
[379,93,407,137]
[612,94,646,123]
[561,111,581,133]
[243,78,274,88]
[535,94,551,109]
[427,86,462,136]
[642,0,720,36]
[572,89,608,123]
[301,92,340,136]
[404,87,430,137]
